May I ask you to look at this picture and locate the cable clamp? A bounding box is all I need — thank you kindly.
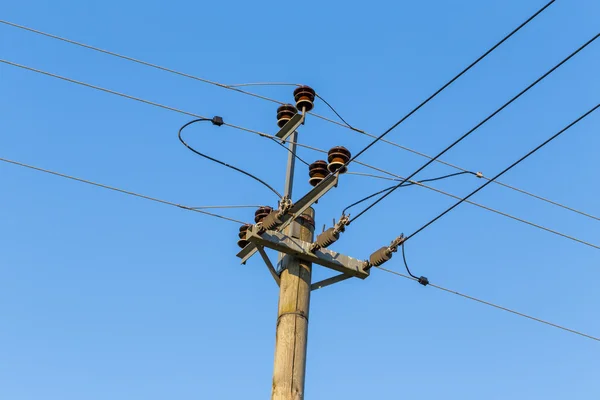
[417,276,429,286]
[476,171,483,178]
[211,116,224,126]
[388,234,406,253]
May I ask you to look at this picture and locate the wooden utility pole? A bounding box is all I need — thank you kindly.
[237,89,366,398]
[271,208,314,400]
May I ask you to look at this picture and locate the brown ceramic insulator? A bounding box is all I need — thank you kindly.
[308,160,328,187]
[293,85,316,112]
[261,212,283,231]
[327,146,351,174]
[276,104,298,128]
[314,228,340,249]
[237,224,252,248]
[369,247,392,267]
[254,206,273,223]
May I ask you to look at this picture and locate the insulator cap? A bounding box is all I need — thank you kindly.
[314,227,340,249]
[276,104,298,128]
[254,206,273,223]
[308,160,328,187]
[327,146,351,174]
[293,85,316,112]
[237,224,252,248]
[262,211,283,231]
[369,246,392,267]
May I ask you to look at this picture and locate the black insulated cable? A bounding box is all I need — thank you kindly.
[401,243,429,286]
[342,171,475,215]
[178,117,283,199]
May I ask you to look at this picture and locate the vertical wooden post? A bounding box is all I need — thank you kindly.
[271,208,315,400]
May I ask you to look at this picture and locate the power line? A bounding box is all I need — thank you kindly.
[190,205,263,210]
[4,9,598,223]
[342,171,474,215]
[3,58,597,249]
[346,0,556,165]
[374,266,600,342]
[406,103,600,242]
[178,118,283,198]
[351,129,600,222]
[350,33,600,223]
[0,157,249,225]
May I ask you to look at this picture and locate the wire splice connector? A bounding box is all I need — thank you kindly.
[365,234,406,269]
[310,215,349,252]
[211,116,224,126]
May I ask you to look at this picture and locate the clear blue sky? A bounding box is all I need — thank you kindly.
[1,1,599,399]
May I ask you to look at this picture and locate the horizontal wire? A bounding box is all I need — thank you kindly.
[3,14,597,223]
[190,205,263,209]
[4,58,596,249]
[0,157,248,225]
[374,266,600,342]
[227,82,300,88]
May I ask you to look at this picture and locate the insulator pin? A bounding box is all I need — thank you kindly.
[328,146,351,174]
[293,85,316,112]
[369,246,392,267]
[237,224,251,248]
[276,104,298,128]
[255,206,273,223]
[308,160,328,187]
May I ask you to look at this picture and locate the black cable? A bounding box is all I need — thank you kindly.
[315,93,365,134]
[406,103,600,242]
[342,171,474,215]
[350,33,599,224]
[178,117,283,198]
[270,137,310,166]
[401,243,429,286]
[346,0,556,166]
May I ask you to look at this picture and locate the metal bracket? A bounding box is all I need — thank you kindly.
[245,227,369,279]
[276,113,304,142]
[236,173,340,264]
[256,245,280,286]
[311,273,352,291]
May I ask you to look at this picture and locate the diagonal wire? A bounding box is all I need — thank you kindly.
[3,58,598,249]
[350,33,600,223]
[345,0,556,165]
[0,157,249,224]
[4,7,597,223]
[406,103,600,242]
[374,266,600,342]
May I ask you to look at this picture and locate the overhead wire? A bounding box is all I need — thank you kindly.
[374,265,600,342]
[4,6,597,222]
[406,103,600,242]
[342,171,474,215]
[344,0,556,165]
[178,118,283,198]
[350,33,600,224]
[4,5,597,224]
[0,157,248,225]
[3,58,598,249]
